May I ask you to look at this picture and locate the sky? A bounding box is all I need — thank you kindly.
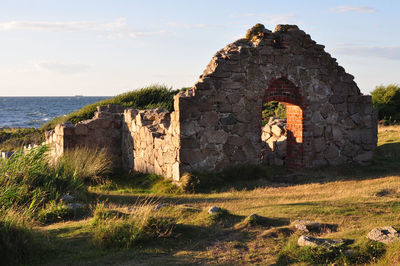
[0,0,399,96]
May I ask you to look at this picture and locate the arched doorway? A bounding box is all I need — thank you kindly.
[262,77,304,169]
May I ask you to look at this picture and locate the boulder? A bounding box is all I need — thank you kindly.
[367,226,400,244]
[292,220,321,233]
[208,206,221,214]
[298,235,344,248]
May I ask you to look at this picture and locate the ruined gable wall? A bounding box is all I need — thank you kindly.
[177,24,377,174]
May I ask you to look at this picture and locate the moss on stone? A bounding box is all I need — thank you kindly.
[274,24,299,33]
[245,23,266,41]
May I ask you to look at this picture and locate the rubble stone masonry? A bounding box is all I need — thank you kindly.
[45,24,378,180]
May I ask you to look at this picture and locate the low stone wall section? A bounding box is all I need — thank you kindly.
[122,107,181,180]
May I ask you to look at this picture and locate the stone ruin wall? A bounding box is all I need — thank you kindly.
[45,24,378,181]
[45,105,125,164]
[121,107,180,180]
[45,104,181,180]
[176,24,378,174]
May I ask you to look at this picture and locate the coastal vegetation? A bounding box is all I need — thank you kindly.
[0,124,399,265]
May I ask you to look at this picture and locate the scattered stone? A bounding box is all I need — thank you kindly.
[291,219,338,234]
[59,194,75,203]
[298,235,344,248]
[208,206,221,214]
[367,226,400,244]
[292,220,321,233]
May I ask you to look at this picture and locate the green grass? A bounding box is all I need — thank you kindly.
[41,85,178,131]
[0,128,44,151]
[2,125,400,265]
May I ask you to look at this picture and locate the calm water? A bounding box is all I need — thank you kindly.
[0,97,109,128]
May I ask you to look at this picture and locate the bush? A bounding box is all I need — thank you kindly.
[371,84,400,123]
[262,101,286,124]
[41,85,179,131]
[58,147,113,184]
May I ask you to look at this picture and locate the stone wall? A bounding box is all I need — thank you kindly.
[175,23,378,174]
[45,105,124,165]
[45,23,378,181]
[121,107,181,180]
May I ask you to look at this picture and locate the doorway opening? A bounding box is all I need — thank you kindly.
[261,77,304,169]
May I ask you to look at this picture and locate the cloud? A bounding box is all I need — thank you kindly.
[34,61,92,74]
[333,45,400,60]
[0,18,126,32]
[166,22,218,29]
[230,13,298,25]
[330,6,377,13]
[0,18,165,39]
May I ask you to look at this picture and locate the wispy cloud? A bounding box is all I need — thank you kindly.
[230,13,298,25]
[0,18,165,39]
[0,18,126,32]
[34,61,92,74]
[333,45,400,60]
[330,6,377,13]
[166,22,218,29]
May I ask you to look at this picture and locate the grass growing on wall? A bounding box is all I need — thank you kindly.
[41,85,179,131]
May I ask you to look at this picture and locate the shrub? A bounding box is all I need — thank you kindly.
[371,84,400,123]
[262,101,286,124]
[57,147,112,184]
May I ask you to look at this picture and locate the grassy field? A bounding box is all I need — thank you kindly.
[12,125,396,266]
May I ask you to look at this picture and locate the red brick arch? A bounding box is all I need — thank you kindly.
[263,77,306,169]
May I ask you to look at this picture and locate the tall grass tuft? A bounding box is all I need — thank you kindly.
[58,147,112,184]
[0,146,85,215]
[92,198,176,249]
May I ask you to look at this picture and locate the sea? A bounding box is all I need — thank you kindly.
[0,96,110,128]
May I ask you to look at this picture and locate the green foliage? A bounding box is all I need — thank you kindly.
[0,146,85,216]
[262,101,286,124]
[0,209,45,265]
[0,128,44,151]
[277,235,386,265]
[94,171,182,194]
[277,235,349,265]
[37,201,74,224]
[92,202,176,249]
[41,85,179,131]
[371,84,400,123]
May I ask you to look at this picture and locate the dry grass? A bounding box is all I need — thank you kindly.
[24,125,400,265]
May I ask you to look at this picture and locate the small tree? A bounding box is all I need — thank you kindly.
[371,84,400,123]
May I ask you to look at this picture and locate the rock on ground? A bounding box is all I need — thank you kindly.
[208,206,221,214]
[367,226,400,244]
[298,235,344,248]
